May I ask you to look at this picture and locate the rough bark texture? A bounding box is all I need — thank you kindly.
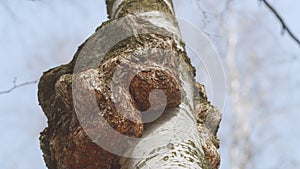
[38,0,221,168]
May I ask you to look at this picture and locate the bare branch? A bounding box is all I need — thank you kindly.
[260,0,300,46]
[0,79,38,95]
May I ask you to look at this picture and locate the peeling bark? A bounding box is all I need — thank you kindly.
[38,0,221,168]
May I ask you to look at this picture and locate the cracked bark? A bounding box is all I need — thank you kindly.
[38,0,221,168]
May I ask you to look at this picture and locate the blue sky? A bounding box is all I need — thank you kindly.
[0,0,299,168]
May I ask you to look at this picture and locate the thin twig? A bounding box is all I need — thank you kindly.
[261,0,300,46]
[0,79,38,94]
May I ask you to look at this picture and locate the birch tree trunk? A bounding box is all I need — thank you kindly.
[38,0,221,168]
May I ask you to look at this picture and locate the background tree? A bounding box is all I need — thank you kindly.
[192,0,300,168]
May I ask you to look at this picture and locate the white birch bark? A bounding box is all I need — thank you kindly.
[104,0,219,168]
